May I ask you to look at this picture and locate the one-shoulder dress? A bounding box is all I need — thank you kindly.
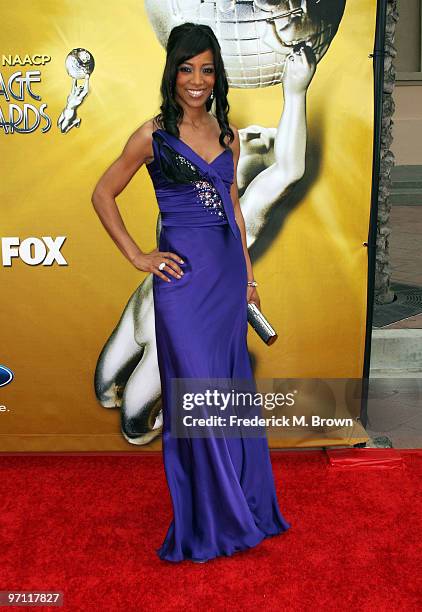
[146,128,291,563]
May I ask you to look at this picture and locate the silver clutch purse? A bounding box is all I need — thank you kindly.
[247,302,278,345]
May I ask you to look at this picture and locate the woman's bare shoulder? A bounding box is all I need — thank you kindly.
[227,122,240,153]
[130,118,156,145]
[121,118,159,165]
[228,122,239,134]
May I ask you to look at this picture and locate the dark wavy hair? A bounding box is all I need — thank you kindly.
[153,22,234,149]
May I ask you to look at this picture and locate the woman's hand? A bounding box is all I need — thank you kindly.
[247,286,261,310]
[131,248,185,283]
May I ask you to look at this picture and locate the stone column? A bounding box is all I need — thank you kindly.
[375,0,398,305]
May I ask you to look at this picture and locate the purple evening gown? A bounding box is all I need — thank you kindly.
[146,128,291,562]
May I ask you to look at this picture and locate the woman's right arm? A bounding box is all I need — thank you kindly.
[91,120,184,282]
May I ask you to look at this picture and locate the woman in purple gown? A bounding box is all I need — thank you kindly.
[94,22,290,563]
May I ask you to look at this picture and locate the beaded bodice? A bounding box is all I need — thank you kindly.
[146,129,239,239]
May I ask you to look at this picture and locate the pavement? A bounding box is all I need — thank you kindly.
[368,204,422,447]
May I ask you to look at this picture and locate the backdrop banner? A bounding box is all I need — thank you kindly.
[1,0,379,451]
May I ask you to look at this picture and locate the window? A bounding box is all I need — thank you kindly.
[396,0,422,81]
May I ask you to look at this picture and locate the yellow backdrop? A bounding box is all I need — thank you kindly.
[0,0,377,450]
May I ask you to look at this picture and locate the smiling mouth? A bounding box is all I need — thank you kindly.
[187,89,206,98]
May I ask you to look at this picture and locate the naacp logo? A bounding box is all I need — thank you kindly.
[1,48,95,134]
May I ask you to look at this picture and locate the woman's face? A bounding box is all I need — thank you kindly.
[174,48,216,109]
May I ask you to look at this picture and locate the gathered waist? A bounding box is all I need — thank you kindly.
[160,210,229,228]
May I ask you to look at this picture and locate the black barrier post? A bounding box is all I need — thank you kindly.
[359,0,388,436]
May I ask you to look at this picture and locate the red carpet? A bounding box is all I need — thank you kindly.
[0,450,420,611]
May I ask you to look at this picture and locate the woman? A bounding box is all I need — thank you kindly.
[92,22,291,563]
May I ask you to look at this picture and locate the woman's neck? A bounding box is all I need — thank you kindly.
[179,105,211,130]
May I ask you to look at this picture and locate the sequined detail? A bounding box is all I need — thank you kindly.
[174,153,198,174]
[194,179,227,218]
[174,153,227,220]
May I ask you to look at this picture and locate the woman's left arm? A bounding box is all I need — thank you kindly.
[229,125,260,309]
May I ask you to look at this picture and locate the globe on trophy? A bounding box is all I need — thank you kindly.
[57,48,95,134]
[145,0,346,87]
[65,48,95,79]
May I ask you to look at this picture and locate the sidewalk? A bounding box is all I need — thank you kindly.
[383,204,422,328]
[368,203,422,447]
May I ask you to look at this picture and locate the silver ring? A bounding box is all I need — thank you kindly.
[158,262,166,271]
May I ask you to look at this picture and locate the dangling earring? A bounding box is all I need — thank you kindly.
[210,89,214,100]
